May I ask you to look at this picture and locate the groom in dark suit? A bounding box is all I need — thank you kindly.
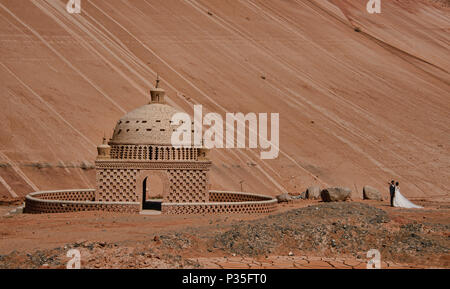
[389,180,396,207]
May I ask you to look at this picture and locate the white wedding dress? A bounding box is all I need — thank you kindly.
[393,187,423,209]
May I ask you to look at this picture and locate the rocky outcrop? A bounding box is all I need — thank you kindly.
[363,186,383,201]
[306,186,321,199]
[276,193,293,203]
[320,187,352,202]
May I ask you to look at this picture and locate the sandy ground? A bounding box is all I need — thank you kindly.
[0,199,448,269]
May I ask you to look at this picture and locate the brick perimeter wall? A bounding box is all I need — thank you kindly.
[25,190,139,214]
[33,190,95,201]
[209,191,272,202]
[163,190,277,215]
[24,190,277,215]
[162,201,277,215]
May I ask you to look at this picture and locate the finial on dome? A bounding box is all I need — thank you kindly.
[155,74,160,88]
[150,74,165,104]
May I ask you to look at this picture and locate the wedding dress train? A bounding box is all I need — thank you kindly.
[393,187,423,209]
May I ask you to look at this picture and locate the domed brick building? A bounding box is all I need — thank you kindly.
[95,78,212,214]
[25,78,277,215]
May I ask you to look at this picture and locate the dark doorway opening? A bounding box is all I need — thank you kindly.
[142,177,162,211]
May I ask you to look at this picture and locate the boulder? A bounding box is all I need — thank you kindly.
[306,186,321,199]
[363,185,383,201]
[276,193,293,203]
[320,187,352,202]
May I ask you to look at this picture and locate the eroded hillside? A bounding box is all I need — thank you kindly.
[0,0,449,201]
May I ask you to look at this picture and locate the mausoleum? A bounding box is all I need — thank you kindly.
[25,79,277,215]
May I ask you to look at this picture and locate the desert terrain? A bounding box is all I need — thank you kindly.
[0,0,449,269]
[0,199,449,268]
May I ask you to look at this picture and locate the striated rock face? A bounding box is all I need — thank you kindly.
[363,186,383,201]
[320,187,352,202]
[306,186,321,199]
[0,0,448,203]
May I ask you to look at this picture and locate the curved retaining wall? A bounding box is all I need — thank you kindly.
[24,189,277,215]
[25,190,140,214]
[162,191,278,215]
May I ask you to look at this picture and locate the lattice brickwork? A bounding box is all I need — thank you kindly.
[24,190,140,214]
[24,190,277,215]
[96,169,138,202]
[36,190,95,202]
[25,200,139,214]
[209,191,269,202]
[162,202,277,215]
[167,169,208,203]
[110,145,198,161]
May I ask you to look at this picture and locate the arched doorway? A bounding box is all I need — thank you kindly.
[142,176,163,211]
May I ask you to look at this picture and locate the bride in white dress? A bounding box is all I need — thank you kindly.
[393,183,423,209]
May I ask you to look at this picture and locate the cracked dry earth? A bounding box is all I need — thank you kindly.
[189,255,422,269]
[0,201,449,269]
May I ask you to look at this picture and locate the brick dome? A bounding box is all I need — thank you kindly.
[110,103,184,146]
